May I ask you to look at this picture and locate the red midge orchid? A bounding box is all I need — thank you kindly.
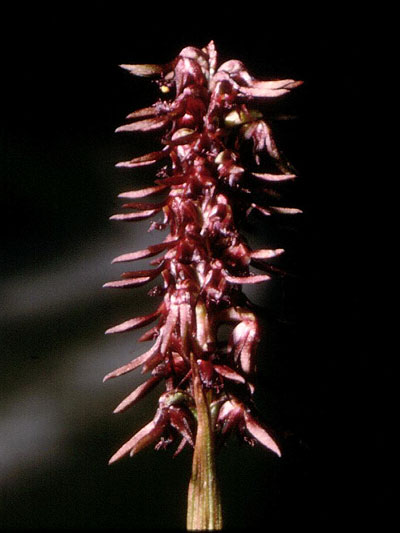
[103,41,302,530]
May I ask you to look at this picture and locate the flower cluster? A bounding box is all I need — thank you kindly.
[104,41,302,465]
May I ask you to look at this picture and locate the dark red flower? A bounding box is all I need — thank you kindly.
[104,40,301,475]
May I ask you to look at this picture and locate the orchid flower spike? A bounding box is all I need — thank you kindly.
[104,40,302,530]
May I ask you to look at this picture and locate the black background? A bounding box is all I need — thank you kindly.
[1,4,388,531]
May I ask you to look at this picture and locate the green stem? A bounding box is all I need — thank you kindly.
[187,354,222,531]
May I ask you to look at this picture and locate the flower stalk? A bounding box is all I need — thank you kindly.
[103,41,301,529]
[187,354,222,530]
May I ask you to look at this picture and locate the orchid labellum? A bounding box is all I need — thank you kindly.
[103,41,302,530]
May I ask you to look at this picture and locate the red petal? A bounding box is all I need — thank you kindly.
[103,337,162,381]
[215,306,256,325]
[240,80,302,98]
[168,405,194,447]
[164,130,198,147]
[160,305,179,355]
[239,326,258,375]
[155,174,186,186]
[213,364,246,384]
[205,40,217,77]
[243,412,281,457]
[111,239,178,264]
[108,416,165,464]
[138,326,159,342]
[109,208,160,222]
[217,401,243,436]
[240,86,291,98]
[250,248,285,259]
[115,150,167,168]
[125,106,158,119]
[256,79,302,90]
[104,308,161,335]
[228,322,248,360]
[118,184,168,199]
[120,263,164,279]
[269,206,302,215]
[224,273,271,284]
[173,437,189,457]
[113,376,161,413]
[178,302,193,356]
[251,204,302,216]
[103,277,152,288]
[250,204,273,216]
[252,172,296,182]
[119,63,163,77]
[141,352,164,374]
[121,200,166,210]
[227,319,259,375]
[115,116,170,133]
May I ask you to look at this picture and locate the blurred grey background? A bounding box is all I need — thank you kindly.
[1,6,386,531]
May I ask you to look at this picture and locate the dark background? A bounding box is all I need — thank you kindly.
[1,5,387,531]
